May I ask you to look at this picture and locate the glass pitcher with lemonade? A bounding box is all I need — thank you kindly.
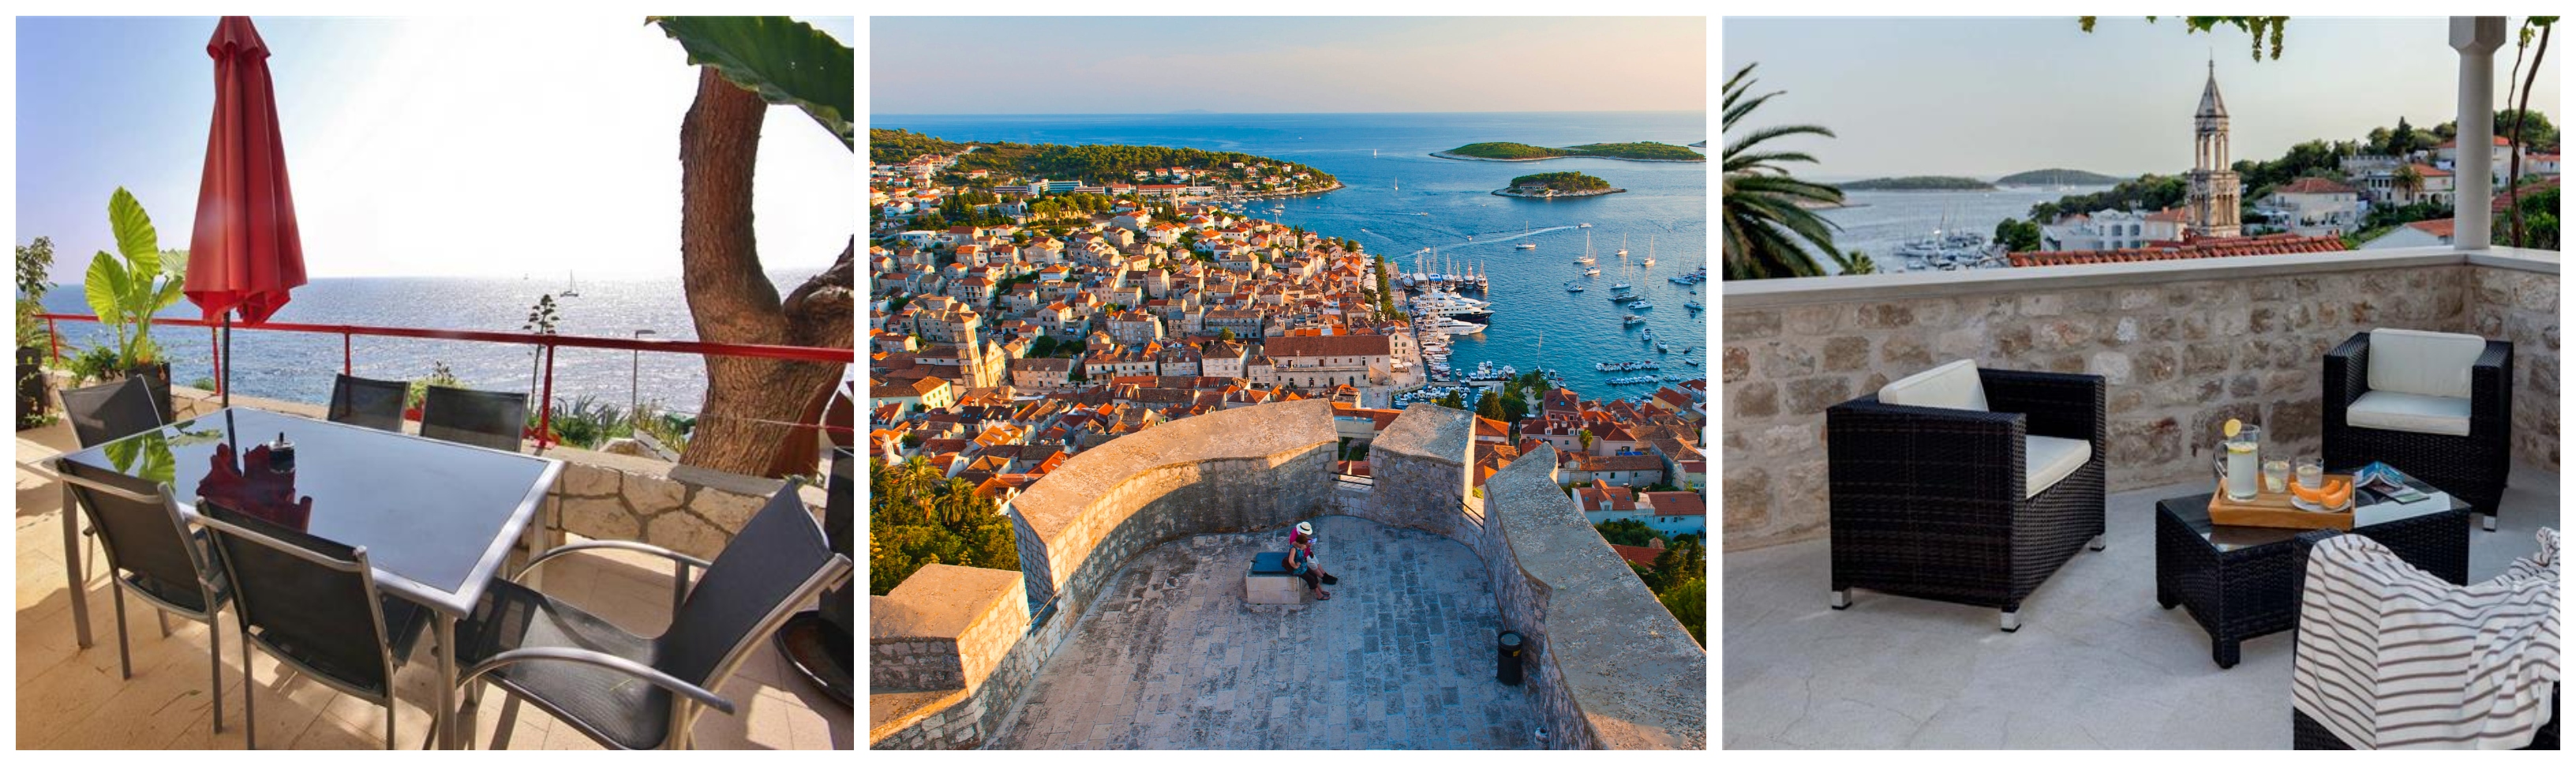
[2212,419,2262,501]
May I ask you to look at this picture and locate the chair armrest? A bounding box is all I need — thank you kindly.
[2322,332,2370,427]
[2469,340,2512,442]
[457,646,736,715]
[515,540,716,617]
[515,540,713,582]
[1827,396,2027,506]
[1979,369,2104,446]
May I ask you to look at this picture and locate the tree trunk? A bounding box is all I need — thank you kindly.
[675,67,856,477]
[2509,24,2551,249]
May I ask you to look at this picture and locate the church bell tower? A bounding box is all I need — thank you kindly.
[2188,58,2243,238]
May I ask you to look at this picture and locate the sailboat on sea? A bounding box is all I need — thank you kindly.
[1641,235,1656,267]
[1516,221,1537,250]
[1616,235,1629,258]
[562,272,581,298]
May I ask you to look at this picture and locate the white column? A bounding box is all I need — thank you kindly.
[2451,17,2505,250]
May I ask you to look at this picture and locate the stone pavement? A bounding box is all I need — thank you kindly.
[989,515,1539,749]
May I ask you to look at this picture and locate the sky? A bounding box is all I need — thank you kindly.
[1724,17,2563,179]
[17,16,854,280]
[871,17,1705,114]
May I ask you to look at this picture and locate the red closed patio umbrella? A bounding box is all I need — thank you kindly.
[186,16,307,408]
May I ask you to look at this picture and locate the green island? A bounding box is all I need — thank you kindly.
[1834,175,1996,191]
[1996,167,2124,186]
[1434,141,1705,162]
[1496,171,1623,198]
[870,128,1339,193]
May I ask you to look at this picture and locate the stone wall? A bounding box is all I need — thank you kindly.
[1483,445,1709,749]
[1359,404,1481,549]
[1720,248,2561,551]
[2466,257,2563,469]
[1007,398,1339,621]
[867,565,1031,749]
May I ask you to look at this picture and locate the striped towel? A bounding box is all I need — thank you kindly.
[2292,528,2559,749]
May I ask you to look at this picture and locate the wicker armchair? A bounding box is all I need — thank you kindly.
[1826,361,2107,632]
[2323,329,2513,531]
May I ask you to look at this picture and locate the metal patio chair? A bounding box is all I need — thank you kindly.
[327,374,410,432]
[60,375,166,449]
[57,460,232,737]
[451,481,853,749]
[418,386,529,452]
[197,498,432,749]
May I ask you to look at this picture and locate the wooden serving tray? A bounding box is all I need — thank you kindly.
[2207,474,2356,530]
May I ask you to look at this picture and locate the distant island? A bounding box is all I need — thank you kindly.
[1834,176,1996,191]
[868,128,1340,199]
[1996,167,2123,186]
[1495,171,1623,198]
[1433,141,1706,163]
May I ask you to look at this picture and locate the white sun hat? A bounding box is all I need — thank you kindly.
[1296,522,1313,535]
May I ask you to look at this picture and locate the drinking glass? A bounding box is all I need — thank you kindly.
[2262,459,2290,494]
[2294,458,2325,490]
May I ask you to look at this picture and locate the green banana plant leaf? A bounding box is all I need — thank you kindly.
[108,187,160,278]
[84,252,129,326]
[649,16,853,149]
[101,432,177,486]
[153,277,187,311]
[160,248,189,280]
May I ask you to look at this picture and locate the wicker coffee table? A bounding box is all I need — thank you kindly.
[2153,479,2470,669]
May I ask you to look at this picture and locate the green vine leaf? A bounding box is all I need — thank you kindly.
[649,16,853,149]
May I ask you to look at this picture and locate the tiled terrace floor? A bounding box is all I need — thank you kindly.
[987,515,1539,749]
[1722,464,2559,749]
[15,415,852,749]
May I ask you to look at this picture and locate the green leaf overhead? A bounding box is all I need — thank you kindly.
[650,16,853,149]
[107,187,160,278]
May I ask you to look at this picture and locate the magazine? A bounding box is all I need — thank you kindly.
[2352,462,2432,504]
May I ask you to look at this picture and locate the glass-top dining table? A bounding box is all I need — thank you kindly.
[48,407,564,749]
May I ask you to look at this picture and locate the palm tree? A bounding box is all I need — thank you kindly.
[1724,63,1845,280]
[2391,164,2425,203]
[1826,249,1879,276]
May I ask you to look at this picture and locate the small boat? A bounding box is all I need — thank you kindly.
[1564,281,1585,292]
[1630,301,1654,310]
[1515,222,1537,250]
[1610,282,1631,291]
[561,272,581,298]
[1623,315,1646,326]
[1657,342,1670,353]
[1642,235,1657,267]
[1685,299,1703,310]
[1578,222,1592,228]
[1584,266,1601,276]
[1616,234,1629,258]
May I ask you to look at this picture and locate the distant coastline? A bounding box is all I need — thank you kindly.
[1432,141,1707,163]
[1833,175,1996,191]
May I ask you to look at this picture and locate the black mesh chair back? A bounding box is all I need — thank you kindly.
[419,386,528,452]
[60,376,165,449]
[327,374,409,432]
[821,449,855,631]
[197,498,400,696]
[653,483,845,687]
[58,460,207,608]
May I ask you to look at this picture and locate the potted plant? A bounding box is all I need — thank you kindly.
[16,237,55,430]
[84,188,186,422]
[404,360,461,422]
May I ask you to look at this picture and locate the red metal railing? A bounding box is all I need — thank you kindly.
[41,312,856,449]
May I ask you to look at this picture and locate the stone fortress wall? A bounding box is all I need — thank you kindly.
[1720,249,2560,551]
[867,400,1708,749]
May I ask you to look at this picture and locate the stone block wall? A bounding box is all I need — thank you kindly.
[1481,445,1709,749]
[1008,399,1339,623]
[1359,404,1481,549]
[868,565,1031,749]
[2467,263,2563,470]
[1722,251,2560,551]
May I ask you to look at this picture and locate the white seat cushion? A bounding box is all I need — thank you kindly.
[2368,328,2484,399]
[2024,435,2091,499]
[2346,390,2473,437]
[1878,359,1988,411]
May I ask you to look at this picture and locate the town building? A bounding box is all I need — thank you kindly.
[2252,177,2364,238]
[2186,60,2243,238]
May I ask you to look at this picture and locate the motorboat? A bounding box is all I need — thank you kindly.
[1623,314,1646,326]
[1584,266,1601,276]
[1630,301,1653,310]
[1564,280,1585,292]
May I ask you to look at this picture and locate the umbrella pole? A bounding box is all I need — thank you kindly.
[221,313,231,410]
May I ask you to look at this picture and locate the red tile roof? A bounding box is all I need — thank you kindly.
[2406,218,2457,238]
[2495,177,2559,212]
[2144,207,2190,223]
[2407,163,2453,178]
[2273,177,2358,195]
[2008,233,2349,268]
[2436,135,2514,148]
[1608,544,1663,567]
[1642,491,1706,517]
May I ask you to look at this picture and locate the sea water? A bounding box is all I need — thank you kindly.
[871,112,1711,401]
